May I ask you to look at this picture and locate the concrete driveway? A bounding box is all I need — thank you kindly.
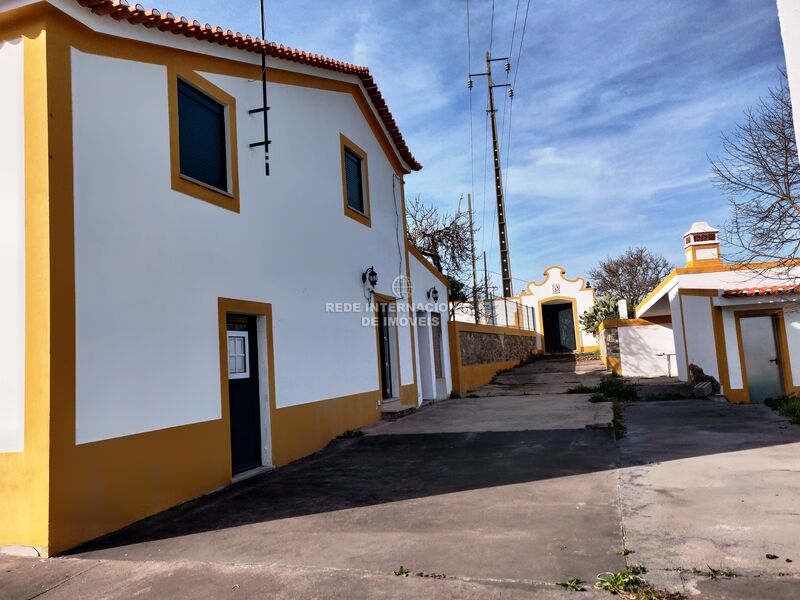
[2,356,799,599]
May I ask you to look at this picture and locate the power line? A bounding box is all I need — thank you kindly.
[499,0,520,154]
[489,0,496,54]
[513,0,532,90]
[466,0,476,241]
[503,0,532,239]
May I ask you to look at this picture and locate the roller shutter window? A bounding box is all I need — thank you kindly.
[178,79,228,192]
[344,147,365,215]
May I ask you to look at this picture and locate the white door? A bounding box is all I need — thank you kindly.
[740,315,783,403]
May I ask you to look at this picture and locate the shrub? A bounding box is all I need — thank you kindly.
[580,294,621,336]
[598,373,637,401]
[764,395,800,424]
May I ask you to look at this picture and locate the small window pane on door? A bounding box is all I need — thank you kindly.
[227,331,250,379]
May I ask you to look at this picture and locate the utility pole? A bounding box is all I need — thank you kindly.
[467,193,479,323]
[469,53,514,298]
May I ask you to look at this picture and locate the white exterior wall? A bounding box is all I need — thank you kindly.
[668,288,688,381]
[680,295,719,380]
[618,324,675,378]
[408,253,451,401]
[778,0,800,158]
[0,38,26,452]
[72,50,415,443]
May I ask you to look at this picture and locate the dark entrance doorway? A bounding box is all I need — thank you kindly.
[377,302,393,399]
[226,314,262,475]
[542,302,576,353]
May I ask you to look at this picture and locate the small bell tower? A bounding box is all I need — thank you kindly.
[684,222,722,267]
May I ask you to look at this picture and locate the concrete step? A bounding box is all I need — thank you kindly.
[635,381,694,400]
[380,399,416,420]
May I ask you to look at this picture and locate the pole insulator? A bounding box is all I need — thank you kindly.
[508,88,514,98]
[505,62,511,73]
[467,79,473,89]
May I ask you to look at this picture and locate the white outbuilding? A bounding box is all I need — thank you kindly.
[600,222,800,405]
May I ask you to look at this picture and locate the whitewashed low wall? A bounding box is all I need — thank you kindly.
[618,323,676,378]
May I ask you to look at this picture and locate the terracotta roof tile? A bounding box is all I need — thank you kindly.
[722,285,800,298]
[74,0,421,171]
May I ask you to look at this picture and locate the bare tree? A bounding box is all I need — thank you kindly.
[589,247,674,314]
[406,196,483,318]
[710,70,799,274]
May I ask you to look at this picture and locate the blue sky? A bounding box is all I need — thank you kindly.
[159,0,787,292]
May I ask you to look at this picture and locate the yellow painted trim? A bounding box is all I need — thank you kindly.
[339,133,371,227]
[406,240,451,289]
[537,297,583,353]
[0,21,52,554]
[167,66,240,212]
[710,299,734,401]
[606,356,622,376]
[675,260,800,275]
[678,288,719,297]
[600,316,672,330]
[456,360,522,394]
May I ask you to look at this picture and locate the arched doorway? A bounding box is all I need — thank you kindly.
[540,299,577,353]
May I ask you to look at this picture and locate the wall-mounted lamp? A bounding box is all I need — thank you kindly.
[362,266,378,291]
[427,287,439,303]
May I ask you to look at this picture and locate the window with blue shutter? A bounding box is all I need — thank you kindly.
[344,147,365,215]
[177,79,228,192]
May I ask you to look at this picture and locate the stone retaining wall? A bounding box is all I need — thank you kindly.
[448,322,540,394]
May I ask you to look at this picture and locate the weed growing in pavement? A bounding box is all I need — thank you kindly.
[393,566,410,577]
[617,547,635,556]
[598,374,637,401]
[567,374,637,402]
[612,399,626,440]
[589,393,608,403]
[594,564,685,600]
[557,577,586,591]
[764,394,800,424]
[567,384,597,394]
